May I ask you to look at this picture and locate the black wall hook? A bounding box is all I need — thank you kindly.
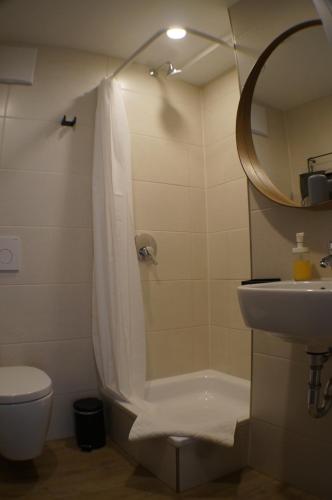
[61,115,77,127]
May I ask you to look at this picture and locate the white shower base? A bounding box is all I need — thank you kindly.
[103,370,250,491]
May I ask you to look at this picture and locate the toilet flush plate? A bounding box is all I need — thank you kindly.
[0,236,21,271]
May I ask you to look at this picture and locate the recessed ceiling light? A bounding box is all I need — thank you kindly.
[166,27,187,40]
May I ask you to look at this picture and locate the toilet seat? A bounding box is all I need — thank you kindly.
[0,366,52,404]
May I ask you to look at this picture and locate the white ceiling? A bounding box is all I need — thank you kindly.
[0,0,238,86]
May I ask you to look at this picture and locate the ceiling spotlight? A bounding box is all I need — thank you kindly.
[166,27,187,40]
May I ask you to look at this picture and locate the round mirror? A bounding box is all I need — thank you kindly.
[236,19,332,208]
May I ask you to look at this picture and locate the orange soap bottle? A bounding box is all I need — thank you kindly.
[292,232,312,281]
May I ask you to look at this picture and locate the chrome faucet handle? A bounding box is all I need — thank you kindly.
[138,246,158,265]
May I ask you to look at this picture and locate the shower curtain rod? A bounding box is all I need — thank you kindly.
[109,27,233,79]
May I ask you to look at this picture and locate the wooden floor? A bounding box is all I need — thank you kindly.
[0,439,318,499]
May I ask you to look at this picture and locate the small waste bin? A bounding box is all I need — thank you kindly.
[73,397,106,451]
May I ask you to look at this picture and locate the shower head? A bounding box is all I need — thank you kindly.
[167,62,182,76]
[149,61,182,78]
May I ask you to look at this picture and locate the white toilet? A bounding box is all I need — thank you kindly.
[0,366,53,461]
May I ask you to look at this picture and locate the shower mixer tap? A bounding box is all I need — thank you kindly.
[135,233,158,265]
[138,246,158,265]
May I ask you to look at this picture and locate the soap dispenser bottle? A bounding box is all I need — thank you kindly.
[292,232,312,281]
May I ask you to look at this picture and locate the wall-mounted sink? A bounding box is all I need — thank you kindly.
[237,280,332,344]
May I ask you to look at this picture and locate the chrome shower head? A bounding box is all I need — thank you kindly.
[167,62,182,76]
[148,61,182,78]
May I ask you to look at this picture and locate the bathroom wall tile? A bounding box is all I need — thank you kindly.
[190,233,208,280]
[207,178,249,233]
[250,418,332,499]
[47,388,100,440]
[250,206,310,280]
[210,325,251,379]
[138,231,192,281]
[210,279,248,330]
[142,280,193,331]
[0,84,8,117]
[192,280,209,326]
[147,326,210,380]
[2,117,93,175]
[142,280,209,332]
[189,188,206,233]
[0,338,98,395]
[253,330,306,363]
[119,60,201,104]
[7,47,108,125]
[133,181,190,232]
[210,325,230,373]
[146,328,196,379]
[252,353,332,446]
[123,89,202,146]
[0,284,91,344]
[0,170,91,228]
[192,326,210,371]
[131,134,189,186]
[209,228,250,280]
[209,231,229,279]
[228,329,251,380]
[0,227,92,285]
[205,134,244,188]
[203,69,239,110]
[203,89,239,146]
[188,145,205,189]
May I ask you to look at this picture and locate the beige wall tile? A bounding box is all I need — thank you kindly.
[123,88,202,146]
[0,227,92,285]
[7,47,107,125]
[48,389,99,440]
[191,233,208,280]
[133,181,190,232]
[210,279,248,330]
[203,69,239,110]
[210,325,230,373]
[0,284,91,344]
[2,118,93,175]
[146,329,196,379]
[142,280,193,331]
[189,188,206,233]
[205,134,244,188]
[0,84,8,116]
[142,280,209,332]
[131,134,189,186]
[192,280,209,326]
[203,89,239,146]
[250,418,332,499]
[0,338,98,394]
[192,326,210,371]
[188,145,205,189]
[229,329,251,380]
[207,178,249,232]
[252,353,332,445]
[209,228,250,280]
[0,170,91,228]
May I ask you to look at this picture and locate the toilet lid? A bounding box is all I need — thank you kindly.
[0,366,52,404]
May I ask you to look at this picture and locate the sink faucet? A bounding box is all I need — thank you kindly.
[320,241,332,268]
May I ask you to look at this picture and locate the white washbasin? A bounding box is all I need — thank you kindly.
[237,280,332,344]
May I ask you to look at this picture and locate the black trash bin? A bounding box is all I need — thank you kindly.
[73,398,106,451]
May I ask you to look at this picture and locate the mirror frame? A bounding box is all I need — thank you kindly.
[236,19,332,210]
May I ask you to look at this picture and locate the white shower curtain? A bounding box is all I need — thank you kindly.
[92,77,146,400]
